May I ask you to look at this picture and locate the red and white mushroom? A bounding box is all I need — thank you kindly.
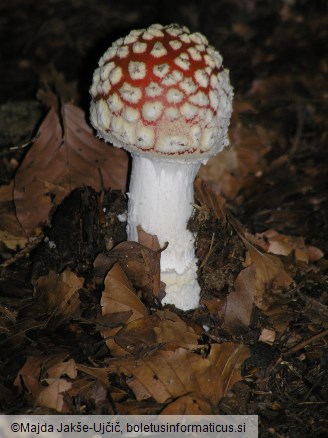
[90,23,233,310]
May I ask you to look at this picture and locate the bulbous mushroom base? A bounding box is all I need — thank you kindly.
[161,266,200,310]
[127,154,202,310]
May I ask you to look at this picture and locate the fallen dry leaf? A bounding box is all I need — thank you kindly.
[47,359,77,379]
[75,364,110,388]
[112,316,158,356]
[229,217,294,313]
[137,225,161,252]
[14,355,76,413]
[113,309,201,355]
[161,394,212,414]
[259,328,276,344]
[110,343,249,409]
[14,103,128,235]
[0,182,28,249]
[305,245,325,262]
[264,305,294,333]
[95,240,161,302]
[224,264,257,329]
[247,245,294,311]
[136,226,162,301]
[100,267,200,355]
[67,376,109,410]
[14,356,45,391]
[101,263,148,318]
[246,229,324,263]
[33,269,84,319]
[101,262,148,356]
[18,375,44,403]
[154,309,201,348]
[194,185,294,329]
[302,296,328,327]
[100,263,200,357]
[36,378,72,413]
[223,247,293,330]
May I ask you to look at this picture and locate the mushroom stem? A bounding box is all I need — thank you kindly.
[127,153,201,309]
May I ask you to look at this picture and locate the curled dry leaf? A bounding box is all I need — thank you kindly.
[194,177,227,224]
[224,264,257,329]
[14,103,128,235]
[101,268,199,355]
[248,75,294,99]
[136,226,162,301]
[305,245,325,263]
[101,263,147,318]
[95,240,161,301]
[222,216,295,329]
[192,208,294,330]
[101,264,200,356]
[33,269,84,319]
[101,262,148,356]
[194,181,294,329]
[137,225,161,252]
[224,247,293,330]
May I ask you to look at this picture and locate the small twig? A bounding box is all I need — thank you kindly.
[282,328,328,358]
[9,137,36,151]
[200,232,215,269]
[297,401,327,405]
[0,234,44,269]
[0,321,46,346]
[290,102,304,157]
[270,328,328,372]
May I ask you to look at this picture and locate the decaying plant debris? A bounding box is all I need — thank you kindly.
[0,1,327,437]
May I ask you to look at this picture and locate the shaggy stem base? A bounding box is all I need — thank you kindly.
[127,154,201,309]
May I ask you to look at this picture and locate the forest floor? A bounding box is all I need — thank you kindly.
[0,1,327,437]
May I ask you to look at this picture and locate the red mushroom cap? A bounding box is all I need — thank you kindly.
[90,24,233,162]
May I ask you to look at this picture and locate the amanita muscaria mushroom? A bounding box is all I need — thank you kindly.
[90,23,233,310]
